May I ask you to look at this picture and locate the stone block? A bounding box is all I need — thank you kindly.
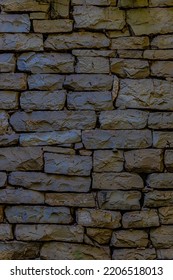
[73,50,115,57]
[122,210,160,228]
[0,188,44,204]
[118,50,143,59]
[111,230,148,247]
[0,242,40,260]
[93,150,124,172]
[111,36,149,49]
[0,54,16,73]
[0,111,9,135]
[151,61,173,78]
[76,57,109,74]
[143,50,173,60]
[165,150,173,171]
[159,207,173,224]
[0,91,18,109]
[86,228,112,245]
[151,35,173,49]
[149,0,173,7]
[0,0,50,12]
[28,74,65,90]
[150,226,173,248]
[0,14,30,33]
[0,224,13,240]
[148,112,173,129]
[0,74,27,90]
[51,0,70,18]
[33,19,73,33]
[72,0,116,5]
[118,0,148,8]
[0,172,6,188]
[45,193,95,207]
[144,191,173,207]
[147,173,173,189]
[112,248,156,260]
[0,207,3,222]
[111,59,149,78]
[0,134,19,147]
[153,132,173,148]
[157,249,173,260]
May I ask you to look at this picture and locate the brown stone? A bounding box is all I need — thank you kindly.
[0,224,13,240]
[0,242,40,260]
[0,172,6,188]
[33,20,73,33]
[165,150,173,171]
[86,228,112,245]
[151,61,173,78]
[0,188,44,204]
[0,74,27,90]
[159,207,173,224]
[144,191,173,207]
[45,193,95,207]
[147,173,173,189]
[0,91,18,109]
[0,207,3,222]
[0,0,50,12]
[150,226,173,248]
[122,210,160,228]
[112,248,156,260]
[111,36,149,49]
[111,230,148,247]
[93,150,124,172]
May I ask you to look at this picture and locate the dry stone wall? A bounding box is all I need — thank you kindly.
[0,0,173,260]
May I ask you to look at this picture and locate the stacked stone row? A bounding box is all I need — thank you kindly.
[0,0,173,260]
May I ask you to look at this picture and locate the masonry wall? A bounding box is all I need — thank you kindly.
[0,0,173,260]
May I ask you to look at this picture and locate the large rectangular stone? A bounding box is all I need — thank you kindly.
[112,248,156,260]
[148,112,173,129]
[33,19,73,33]
[122,210,160,228]
[0,147,43,171]
[151,61,173,78]
[93,150,124,172]
[159,207,173,225]
[86,228,112,245]
[72,0,116,6]
[28,74,65,90]
[144,191,173,207]
[157,249,173,260]
[0,91,18,109]
[118,0,148,7]
[111,36,149,49]
[0,54,16,73]
[0,0,50,12]
[111,230,148,248]
[0,206,3,222]
[0,14,30,33]
[45,153,92,176]
[0,74,27,90]
[149,0,173,7]
[0,188,44,204]
[147,173,173,189]
[76,57,109,74]
[82,130,152,149]
[0,242,40,260]
[45,193,95,207]
[51,0,70,18]
[10,111,96,132]
[143,50,173,60]
[151,35,173,49]
[150,226,173,248]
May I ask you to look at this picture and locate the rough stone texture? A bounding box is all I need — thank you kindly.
[112,248,156,260]
[0,242,40,260]
[144,191,173,207]
[118,0,148,8]
[76,57,109,74]
[159,207,173,225]
[150,226,173,248]
[151,61,173,78]
[111,230,148,247]
[45,193,95,207]
[0,0,50,12]
[0,111,9,135]
[0,91,18,109]
[86,228,112,245]
[0,172,6,188]
[111,59,149,78]
[33,19,73,33]
[111,36,149,49]
[51,0,70,18]
[153,132,173,148]
[0,207,3,222]
[151,35,173,49]
[0,14,30,33]
[165,151,173,172]
[0,224,13,240]
[157,249,173,260]
[122,210,160,228]
[143,50,173,60]
[147,173,173,189]
[93,150,124,172]
[149,0,173,7]
[0,74,27,90]
[28,74,65,90]
[0,54,16,73]
[0,188,44,204]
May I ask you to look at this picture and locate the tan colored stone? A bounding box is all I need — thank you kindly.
[151,61,173,78]
[30,12,48,19]
[0,111,9,135]
[150,226,173,248]
[149,112,173,129]
[51,0,70,18]
[153,131,173,148]
[72,0,116,5]
[0,14,30,33]
[118,0,148,8]
[86,228,112,245]
[111,36,149,49]
[147,173,173,189]
[144,50,173,60]
[0,224,13,240]
[45,193,95,207]
[157,249,173,260]
[111,230,148,247]
[0,74,27,90]
[93,150,124,172]
[113,248,156,260]
[122,210,160,228]
[0,242,40,260]
[159,207,173,224]
[151,35,173,49]
[76,57,109,74]
[0,0,50,12]
[43,147,75,154]
[165,150,173,171]
[118,50,143,59]
[144,190,173,207]
[0,91,18,109]
[73,50,115,57]
[111,59,149,78]
[0,188,44,204]
[149,0,173,7]
[0,207,3,222]
[33,19,73,33]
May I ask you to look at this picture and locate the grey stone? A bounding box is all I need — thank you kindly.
[0,242,40,260]
[153,131,173,148]
[111,36,149,49]
[0,74,27,90]
[76,57,109,74]
[150,226,173,248]
[0,91,18,109]
[0,14,30,33]
[151,61,173,78]
[0,188,44,204]
[0,224,13,240]
[147,173,173,189]
[0,111,9,135]
[143,50,173,60]
[122,210,160,228]
[0,54,16,73]
[149,112,173,129]
[151,35,173,49]
[28,74,65,90]
[45,193,95,207]
[93,150,124,172]
[111,230,148,247]
[0,134,19,147]
[0,172,6,188]
[165,150,173,171]
[0,0,50,12]
[157,249,173,260]
[112,248,156,260]
[73,50,115,57]
[33,19,73,33]
[144,191,173,207]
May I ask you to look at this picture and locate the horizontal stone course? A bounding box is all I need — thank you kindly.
[33,19,73,33]
[45,193,95,207]
[0,242,40,260]
[0,14,30,33]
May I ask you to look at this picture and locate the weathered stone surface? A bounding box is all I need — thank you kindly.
[0,242,40,260]
[122,210,160,228]
[150,226,173,248]
[76,57,109,74]
[0,147,43,171]
[15,225,84,242]
[111,230,148,247]
[0,188,44,204]
[45,32,110,50]
[0,172,6,188]
[72,0,116,6]
[0,34,43,51]
[20,130,81,146]
[147,173,173,189]
[43,147,75,154]
[0,54,16,73]
[18,52,74,73]
[151,35,173,49]
[149,0,173,7]
[144,191,173,207]
[125,149,163,173]
[118,50,143,59]
[151,61,173,78]
[30,12,48,19]
[45,153,92,176]
[0,14,30,33]
[98,191,141,210]
[41,242,110,260]
[33,20,73,33]
[45,193,95,207]
[67,92,113,111]
[127,8,173,35]
[99,110,148,129]
[157,249,173,260]
[74,6,125,30]
[10,111,96,132]
[93,150,124,172]
[144,50,173,60]
[165,150,173,172]
[112,248,156,260]
[149,112,173,129]
[153,131,173,148]
[0,91,18,109]
[64,74,113,91]
[20,90,66,111]
[111,36,149,49]
[93,173,144,190]
[111,59,149,78]
[0,111,9,135]
[116,79,173,110]
[0,134,19,147]
[118,0,148,8]
[9,172,90,192]
[5,206,73,224]
[73,50,115,57]
[0,224,13,240]
[77,209,121,228]
[0,0,50,12]
[0,74,27,90]
[0,207,3,222]
[159,207,173,224]
[86,228,112,244]
[51,0,70,18]
[82,130,152,149]
[28,74,65,90]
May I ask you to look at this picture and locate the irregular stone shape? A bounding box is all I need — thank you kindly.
[45,193,95,207]
[77,209,121,228]
[0,54,16,73]
[18,52,74,73]
[73,6,125,30]
[43,147,75,154]
[9,172,90,192]
[33,19,73,33]
[20,130,81,146]
[0,242,40,260]
[151,61,173,78]
[159,207,173,224]
[0,74,27,90]
[0,134,19,147]
[51,0,70,18]
[112,248,156,260]
[5,206,73,224]
[144,50,173,60]
[98,191,141,210]
[15,225,84,242]
[0,147,43,171]
[0,91,18,109]
[0,34,43,51]
[82,130,152,149]
[64,74,113,91]
[125,149,163,173]
[76,57,109,74]
[10,111,96,132]
[28,74,65,90]
[111,230,148,247]
[0,172,6,188]
[111,36,149,49]
[0,188,44,204]
[149,0,173,6]
[157,249,173,260]
[93,150,124,172]
[93,173,144,190]
[0,207,3,222]
[45,32,110,50]
[148,112,173,129]
[165,150,173,172]
[0,0,50,12]
[153,131,173,148]
[86,228,112,244]
[151,35,173,49]
[45,153,92,176]
[144,191,173,207]
[0,14,30,33]
[147,173,173,189]
[122,210,160,228]
[67,91,113,111]
[118,0,148,8]
[111,59,149,78]
[150,226,173,248]
[116,79,173,110]
[73,50,115,57]
[41,242,110,260]
[127,8,173,35]
[20,90,66,111]
[118,50,143,59]
[0,224,13,240]
[99,110,148,129]
[0,111,9,135]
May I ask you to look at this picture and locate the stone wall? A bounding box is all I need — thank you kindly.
[0,0,173,260]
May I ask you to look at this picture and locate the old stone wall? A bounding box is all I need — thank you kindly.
[0,0,173,260]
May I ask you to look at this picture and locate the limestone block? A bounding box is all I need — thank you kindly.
[112,248,156,260]
[153,131,173,148]
[0,242,40,260]
[118,0,148,8]
[111,36,149,49]
[73,50,115,57]
[0,91,18,109]
[165,150,173,171]
[28,74,65,90]
[0,111,9,135]
[144,50,173,60]
[93,150,124,172]
[0,134,19,147]
[33,20,73,33]
[72,0,116,5]
[150,226,173,248]
[0,54,16,73]
[0,188,44,204]
[0,172,6,188]
[111,59,149,78]
[122,210,160,228]
[149,112,173,129]
[51,0,70,18]
[118,50,143,59]
[86,228,112,244]
[151,61,173,78]
[111,230,148,247]
[45,193,95,207]
[76,57,109,74]
[159,207,173,224]
[30,12,48,19]
[144,191,173,207]
[0,0,50,12]
[151,35,173,49]
[0,74,27,90]
[77,209,121,228]
[149,0,173,7]
[0,14,30,33]
[0,224,13,240]
[157,249,173,260]
[147,173,173,189]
